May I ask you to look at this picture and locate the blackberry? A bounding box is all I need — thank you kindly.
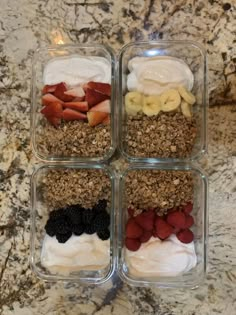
[53,216,72,234]
[65,205,83,225]
[84,224,97,235]
[93,211,110,232]
[71,224,85,236]
[56,231,72,243]
[82,209,95,225]
[93,199,107,212]
[49,208,65,220]
[97,229,110,241]
[45,219,56,237]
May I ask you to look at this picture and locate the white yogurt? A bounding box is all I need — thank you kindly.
[41,234,110,274]
[43,55,111,86]
[125,235,197,277]
[127,56,194,95]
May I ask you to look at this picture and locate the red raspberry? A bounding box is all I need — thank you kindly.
[140,230,152,243]
[184,214,194,229]
[134,210,155,231]
[125,238,141,251]
[176,229,194,244]
[183,202,193,214]
[155,217,174,240]
[126,218,143,239]
[167,211,186,228]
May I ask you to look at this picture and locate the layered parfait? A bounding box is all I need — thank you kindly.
[123,56,197,158]
[37,168,112,275]
[38,55,112,158]
[122,169,197,278]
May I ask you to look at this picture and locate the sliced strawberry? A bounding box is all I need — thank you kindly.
[62,108,87,121]
[140,230,152,243]
[166,211,186,229]
[134,210,155,231]
[87,81,111,97]
[176,229,194,244]
[102,115,110,125]
[125,238,141,251]
[63,101,88,112]
[183,202,193,214]
[85,88,109,107]
[87,111,108,127]
[127,207,135,217]
[41,102,63,127]
[42,84,58,94]
[54,82,74,102]
[183,215,194,229]
[154,217,173,240]
[42,93,63,106]
[126,218,143,239]
[89,100,110,113]
[64,85,85,100]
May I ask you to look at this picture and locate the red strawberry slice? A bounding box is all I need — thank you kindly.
[42,84,58,94]
[166,211,186,229]
[42,93,63,106]
[102,115,110,125]
[64,85,85,100]
[41,102,63,127]
[62,108,87,121]
[183,215,194,229]
[85,88,109,107]
[140,231,152,243]
[89,100,110,113]
[126,218,143,239]
[54,82,74,102]
[176,229,194,244]
[87,111,108,127]
[183,202,193,214]
[154,217,174,240]
[134,210,155,231]
[63,101,88,112]
[125,238,141,251]
[87,81,111,97]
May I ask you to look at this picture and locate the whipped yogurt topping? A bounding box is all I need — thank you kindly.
[125,235,197,277]
[127,56,194,95]
[43,55,111,86]
[41,234,110,275]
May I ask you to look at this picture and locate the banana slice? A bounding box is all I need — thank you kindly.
[178,86,196,105]
[160,89,181,112]
[181,100,192,118]
[143,95,161,116]
[125,91,143,116]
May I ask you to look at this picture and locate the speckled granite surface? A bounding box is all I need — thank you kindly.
[0,0,236,314]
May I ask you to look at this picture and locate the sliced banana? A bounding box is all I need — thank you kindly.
[125,91,143,116]
[181,100,192,118]
[160,89,181,112]
[142,95,161,116]
[178,85,196,105]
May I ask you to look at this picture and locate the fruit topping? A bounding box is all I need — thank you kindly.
[42,93,63,106]
[54,82,74,102]
[93,211,110,232]
[160,89,181,112]
[140,230,152,243]
[63,101,89,112]
[126,218,143,239]
[166,211,186,229]
[85,88,109,107]
[176,229,194,244]
[87,81,111,96]
[56,231,72,243]
[41,101,63,127]
[154,217,174,240]
[89,99,111,113]
[178,85,196,105]
[134,210,155,231]
[142,95,161,116]
[125,237,141,251]
[64,85,85,99]
[97,228,110,241]
[42,84,58,94]
[87,111,108,127]
[183,214,194,229]
[102,115,110,125]
[183,202,193,214]
[125,91,143,116]
[62,108,87,121]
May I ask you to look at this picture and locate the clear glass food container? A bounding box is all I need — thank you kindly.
[118,40,208,163]
[30,164,116,284]
[117,164,208,288]
[31,44,116,163]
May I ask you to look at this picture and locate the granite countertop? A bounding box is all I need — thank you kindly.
[0,0,236,314]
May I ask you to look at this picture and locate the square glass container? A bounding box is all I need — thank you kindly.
[31,44,116,163]
[30,164,115,284]
[117,164,208,288]
[118,40,208,163]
